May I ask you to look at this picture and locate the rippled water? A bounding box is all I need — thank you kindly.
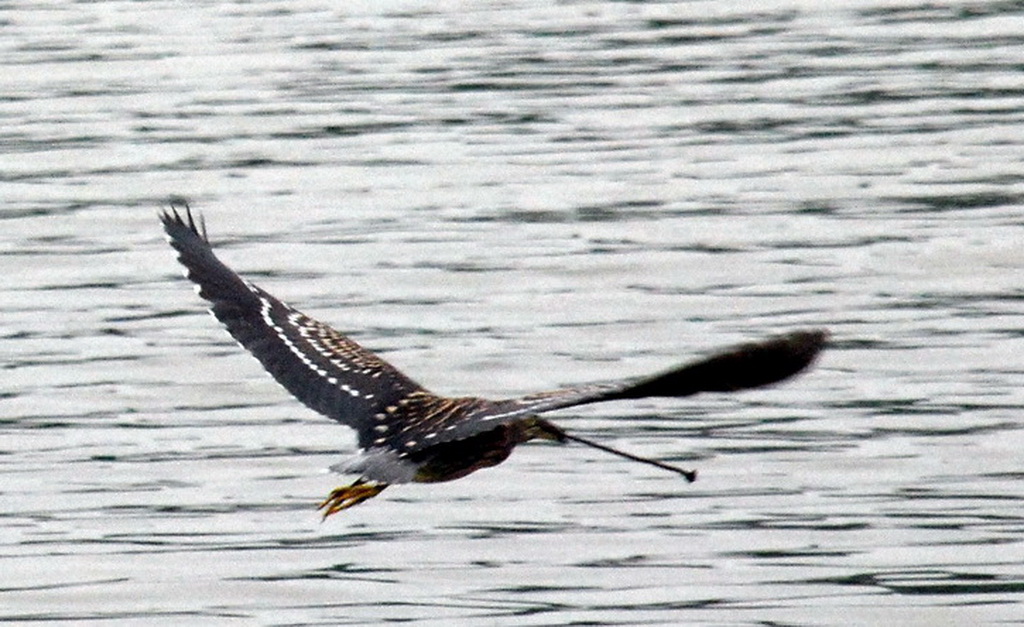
[3,0,1024,624]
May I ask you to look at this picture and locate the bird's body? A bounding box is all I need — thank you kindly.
[161,206,825,517]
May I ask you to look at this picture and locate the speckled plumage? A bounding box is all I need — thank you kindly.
[161,205,826,516]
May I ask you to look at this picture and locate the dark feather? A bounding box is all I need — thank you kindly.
[161,205,431,445]
[411,330,828,449]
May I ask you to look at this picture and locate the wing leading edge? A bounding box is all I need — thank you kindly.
[161,205,432,444]
[418,329,828,448]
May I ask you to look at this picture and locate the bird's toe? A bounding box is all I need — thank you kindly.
[317,480,388,518]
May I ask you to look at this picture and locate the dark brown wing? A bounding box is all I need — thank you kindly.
[401,329,828,450]
[161,205,433,446]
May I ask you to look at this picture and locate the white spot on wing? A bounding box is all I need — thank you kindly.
[248,293,376,401]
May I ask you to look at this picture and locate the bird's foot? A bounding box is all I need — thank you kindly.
[317,480,388,518]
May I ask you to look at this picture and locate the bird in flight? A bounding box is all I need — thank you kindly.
[161,205,826,517]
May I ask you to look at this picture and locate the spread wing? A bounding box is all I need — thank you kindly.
[161,205,433,446]
[162,204,826,457]
[407,329,828,449]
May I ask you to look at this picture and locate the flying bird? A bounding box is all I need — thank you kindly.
[161,205,825,517]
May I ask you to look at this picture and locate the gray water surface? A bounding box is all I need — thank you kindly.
[3,0,1024,624]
